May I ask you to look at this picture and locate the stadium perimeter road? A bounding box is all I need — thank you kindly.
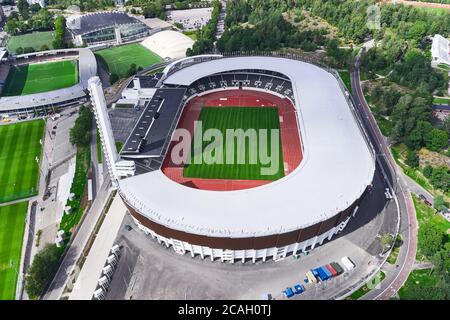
[350,58,417,300]
[104,164,397,300]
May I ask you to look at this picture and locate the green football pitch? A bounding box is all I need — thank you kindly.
[95,43,162,78]
[6,31,55,55]
[0,201,28,300]
[1,60,78,97]
[0,120,45,203]
[183,107,284,180]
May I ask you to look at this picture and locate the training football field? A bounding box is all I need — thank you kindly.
[184,107,284,181]
[1,60,78,96]
[6,31,55,55]
[0,201,28,300]
[0,120,45,203]
[95,43,162,78]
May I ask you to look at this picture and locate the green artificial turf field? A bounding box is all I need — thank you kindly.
[95,43,162,78]
[0,201,28,300]
[1,60,78,96]
[184,107,284,180]
[0,120,45,203]
[6,31,55,55]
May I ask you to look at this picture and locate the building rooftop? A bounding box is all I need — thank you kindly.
[121,88,186,157]
[67,12,144,36]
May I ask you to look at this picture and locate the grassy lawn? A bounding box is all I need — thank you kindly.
[386,234,402,265]
[436,63,450,71]
[413,194,450,258]
[96,128,102,164]
[397,195,450,299]
[183,30,197,41]
[115,141,123,153]
[433,97,450,105]
[398,268,440,300]
[2,60,78,96]
[183,107,284,181]
[115,103,134,108]
[0,201,28,300]
[0,120,45,204]
[346,271,386,300]
[6,31,55,54]
[338,70,352,92]
[59,145,90,236]
[95,44,162,78]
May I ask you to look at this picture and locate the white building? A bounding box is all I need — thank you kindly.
[141,30,194,59]
[27,0,45,7]
[431,34,450,69]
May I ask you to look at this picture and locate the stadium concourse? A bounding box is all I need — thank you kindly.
[162,89,303,191]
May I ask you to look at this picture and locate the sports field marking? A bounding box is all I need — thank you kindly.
[1,60,78,97]
[0,120,45,203]
[183,107,285,181]
[0,201,28,300]
[95,43,162,78]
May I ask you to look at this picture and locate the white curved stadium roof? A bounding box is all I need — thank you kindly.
[119,57,375,238]
[141,30,194,59]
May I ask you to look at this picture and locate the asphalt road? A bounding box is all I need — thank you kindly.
[350,60,418,300]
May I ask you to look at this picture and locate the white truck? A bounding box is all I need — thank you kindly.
[341,256,355,271]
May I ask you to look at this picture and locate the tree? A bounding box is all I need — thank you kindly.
[423,165,433,178]
[5,18,19,35]
[15,47,24,55]
[17,0,29,20]
[433,195,446,212]
[406,149,419,168]
[425,128,448,151]
[443,116,450,135]
[126,63,138,77]
[29,3,41,14]
[429,166,450,192]
[419,224,445,258]
[380,233,393,253]
[52,15,66,49]
[25,244,62,299]
[69,106,92,147]
[109,73,119,84]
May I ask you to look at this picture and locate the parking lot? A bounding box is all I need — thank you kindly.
[167,8,213,30]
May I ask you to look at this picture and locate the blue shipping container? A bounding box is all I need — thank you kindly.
[321,266,332,279]
[316,268,328,281]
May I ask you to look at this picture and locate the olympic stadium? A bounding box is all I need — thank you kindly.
[92,55,376,263]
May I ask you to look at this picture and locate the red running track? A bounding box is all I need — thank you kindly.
[162,90,303,191]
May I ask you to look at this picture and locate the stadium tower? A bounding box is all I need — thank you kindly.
[88,76,135,186]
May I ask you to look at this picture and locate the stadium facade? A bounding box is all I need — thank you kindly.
[67,12,150,46]
[92,55,376,263]
[0,48,97,116]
